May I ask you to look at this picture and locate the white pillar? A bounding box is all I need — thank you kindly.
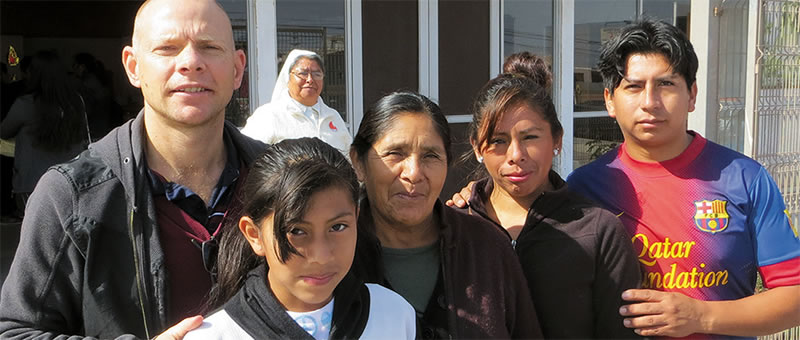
[346,0,364,133]
[553,0,574,176]
[419,0,439,103]
[247,0,278,111]
[688,0,722,141]
[490,0,502,78]
[743,0,759,158]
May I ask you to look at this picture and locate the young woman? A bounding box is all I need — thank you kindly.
[463,52,641,338]
[186,138,416,339]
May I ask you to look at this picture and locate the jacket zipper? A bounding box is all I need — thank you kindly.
[474,207,515,246]
[514,191,549,253]
[129,207,151,339]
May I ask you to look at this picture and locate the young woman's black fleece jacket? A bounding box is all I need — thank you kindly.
[0,112,266,339]
[467,170,642,339]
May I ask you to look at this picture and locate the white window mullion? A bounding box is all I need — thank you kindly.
[247,0,278,112]
[490,0,502,78]
[346,0,364,133]
[419,0,439,103]
[688,1,718,141]
[743,0,759,158]
[553,0,574,176]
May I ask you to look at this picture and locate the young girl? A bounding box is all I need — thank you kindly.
[186,138,416,339]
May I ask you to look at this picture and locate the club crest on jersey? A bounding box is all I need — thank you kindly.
[694,200,729,234]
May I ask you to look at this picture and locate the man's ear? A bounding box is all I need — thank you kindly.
[239,216,265,256]
[604,88,616,119]
[122,46,141,88]
[233,49,247,90]
[350,150,366,182]
[688,82,698,113]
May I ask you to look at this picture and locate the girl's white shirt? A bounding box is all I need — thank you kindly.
[286,297,334,340]
[185,283,417,340]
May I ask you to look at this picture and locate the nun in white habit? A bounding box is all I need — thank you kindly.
[241,49,352,154]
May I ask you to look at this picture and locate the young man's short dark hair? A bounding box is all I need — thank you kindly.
[598,19,698,94]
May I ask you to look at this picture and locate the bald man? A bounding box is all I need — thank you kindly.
[0,0,266,338]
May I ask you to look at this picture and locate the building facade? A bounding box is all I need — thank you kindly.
[1,0,797,243]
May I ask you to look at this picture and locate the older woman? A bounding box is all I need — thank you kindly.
[350,91,542,339]
[241,49,351,153]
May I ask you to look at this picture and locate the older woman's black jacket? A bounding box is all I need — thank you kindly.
[468,170,642,339]
[352,198,543,339]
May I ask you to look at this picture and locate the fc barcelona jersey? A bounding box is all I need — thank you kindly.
[567,132,800,338]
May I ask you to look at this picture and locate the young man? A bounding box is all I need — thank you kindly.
[0,0,265,338]
[567,19,800,338]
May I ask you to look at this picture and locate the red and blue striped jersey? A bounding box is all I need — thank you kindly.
[568,132,799,308]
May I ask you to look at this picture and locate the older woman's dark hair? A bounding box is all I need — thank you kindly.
[469,52,562,157]
[598,19,698,95]
[208,137,359,310]
[351,91,452,166]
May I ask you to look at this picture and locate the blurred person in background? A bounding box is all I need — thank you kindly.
[1,57,30,218]
[0,50,89,211]
[73,52,124,139]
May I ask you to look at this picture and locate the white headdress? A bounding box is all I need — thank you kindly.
[272,49,320,103]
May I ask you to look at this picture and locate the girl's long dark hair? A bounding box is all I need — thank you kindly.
[207,137,359,311]
[27,50,88,150]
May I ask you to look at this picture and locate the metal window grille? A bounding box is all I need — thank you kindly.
[754,1,800,338]
[225,26,251,127]
[572,117,623,168]
[754,0,800,249]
